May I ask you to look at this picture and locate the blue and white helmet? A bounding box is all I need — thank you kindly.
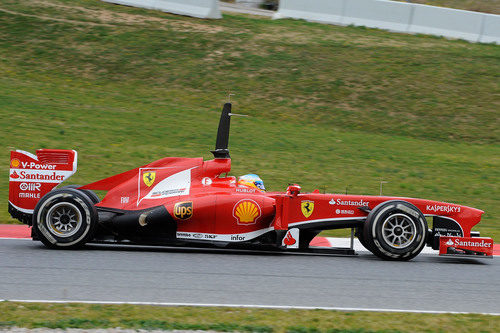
[238,174,266,191]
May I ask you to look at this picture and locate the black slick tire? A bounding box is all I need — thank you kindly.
[32,188,98,249]
[60,184,100,204]
[363,200,427,261]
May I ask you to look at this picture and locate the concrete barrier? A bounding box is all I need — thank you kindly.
[479,14,500,44]
[102,0,222,19]
[273,0,345,25]
[342,0,412,33]
[408,4,483,42]
[274,0,500,44]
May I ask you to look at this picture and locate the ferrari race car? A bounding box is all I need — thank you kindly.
[8,103,494,260]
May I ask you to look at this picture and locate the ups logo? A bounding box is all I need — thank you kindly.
[174,201,193,220]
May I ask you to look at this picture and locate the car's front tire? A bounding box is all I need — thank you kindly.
[33,188,97,249]
[363,200,427,261]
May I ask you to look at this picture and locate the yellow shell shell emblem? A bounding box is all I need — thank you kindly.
[142,171,156,187]
[301,200,314,218]
[233,199,261,225]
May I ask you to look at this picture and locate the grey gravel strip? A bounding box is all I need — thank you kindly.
[0,329,220,333]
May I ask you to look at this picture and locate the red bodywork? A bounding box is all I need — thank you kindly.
[7,103,492,258]
[73,155,484,244]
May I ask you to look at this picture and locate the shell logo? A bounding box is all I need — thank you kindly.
[11,159,20,168]
[233,199,261,225]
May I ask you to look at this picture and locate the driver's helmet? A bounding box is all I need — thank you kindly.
[238,174,266,191]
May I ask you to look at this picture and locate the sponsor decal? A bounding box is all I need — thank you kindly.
[439,236,493,256]
[10,170,66,182]
[19,182,41,191]
[138,168,192,205]
[282,228,299,249]
[301,200,314,218]
[143,171,156,187]
[19,193,40,199]
[173,201,193,220]
[236,188,255,193]
[283,232,296,246]
[233,199,261,225]
[19,162,56,170]
[329,198,370,207]
[120,197,129,204]
[11,159,20,168]
[451,238,492,248]
[201,177,212,186]
[335,209,354,215]
[426,204,461,213]
[176,228,274,242]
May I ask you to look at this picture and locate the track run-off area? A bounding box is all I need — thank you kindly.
[0,225,499,315]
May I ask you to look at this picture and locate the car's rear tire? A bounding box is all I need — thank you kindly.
[363,200,427,261]
[33,188,98,249]
[60,184,100,204]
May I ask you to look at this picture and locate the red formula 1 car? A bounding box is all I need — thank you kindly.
[8,103,494,260]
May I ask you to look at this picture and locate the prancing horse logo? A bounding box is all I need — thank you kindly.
[143,171,156,187]
[301,200,314,218]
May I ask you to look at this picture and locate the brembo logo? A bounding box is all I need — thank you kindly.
[426,205,461,213]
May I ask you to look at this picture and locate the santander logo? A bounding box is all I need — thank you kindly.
[10,171,20,179]
[283,232,296,246]
[446,239,454,246]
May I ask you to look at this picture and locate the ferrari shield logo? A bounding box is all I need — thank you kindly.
[142,171,156,187]
[301,200,314,218]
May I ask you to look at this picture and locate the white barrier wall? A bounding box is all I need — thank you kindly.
[408,4,484,42]
[274,0,345,25]
[102,0,222,19]
[479,14,500,44]
[343,0,412,32]
[274,0,500,44]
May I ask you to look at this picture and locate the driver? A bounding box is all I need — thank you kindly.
[237,174,266,191]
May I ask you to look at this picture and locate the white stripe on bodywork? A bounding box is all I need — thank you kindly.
[289,217,364,227]
[8,201,34,214]
[176,227,274,242]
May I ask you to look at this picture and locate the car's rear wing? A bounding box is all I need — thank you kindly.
[8,149,77,224]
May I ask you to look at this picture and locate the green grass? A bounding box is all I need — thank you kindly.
[0,302,499,332]
[0,0,499,240]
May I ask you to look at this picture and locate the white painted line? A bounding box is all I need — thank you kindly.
[0,237,32,241]
[2,299,498,316]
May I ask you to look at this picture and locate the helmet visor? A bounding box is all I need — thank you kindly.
[254,180,265,191]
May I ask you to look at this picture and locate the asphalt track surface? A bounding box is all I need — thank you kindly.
[1,238,499,314]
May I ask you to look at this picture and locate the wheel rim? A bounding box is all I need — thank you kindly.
[381,213,416,249]
[46,202,82,238]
